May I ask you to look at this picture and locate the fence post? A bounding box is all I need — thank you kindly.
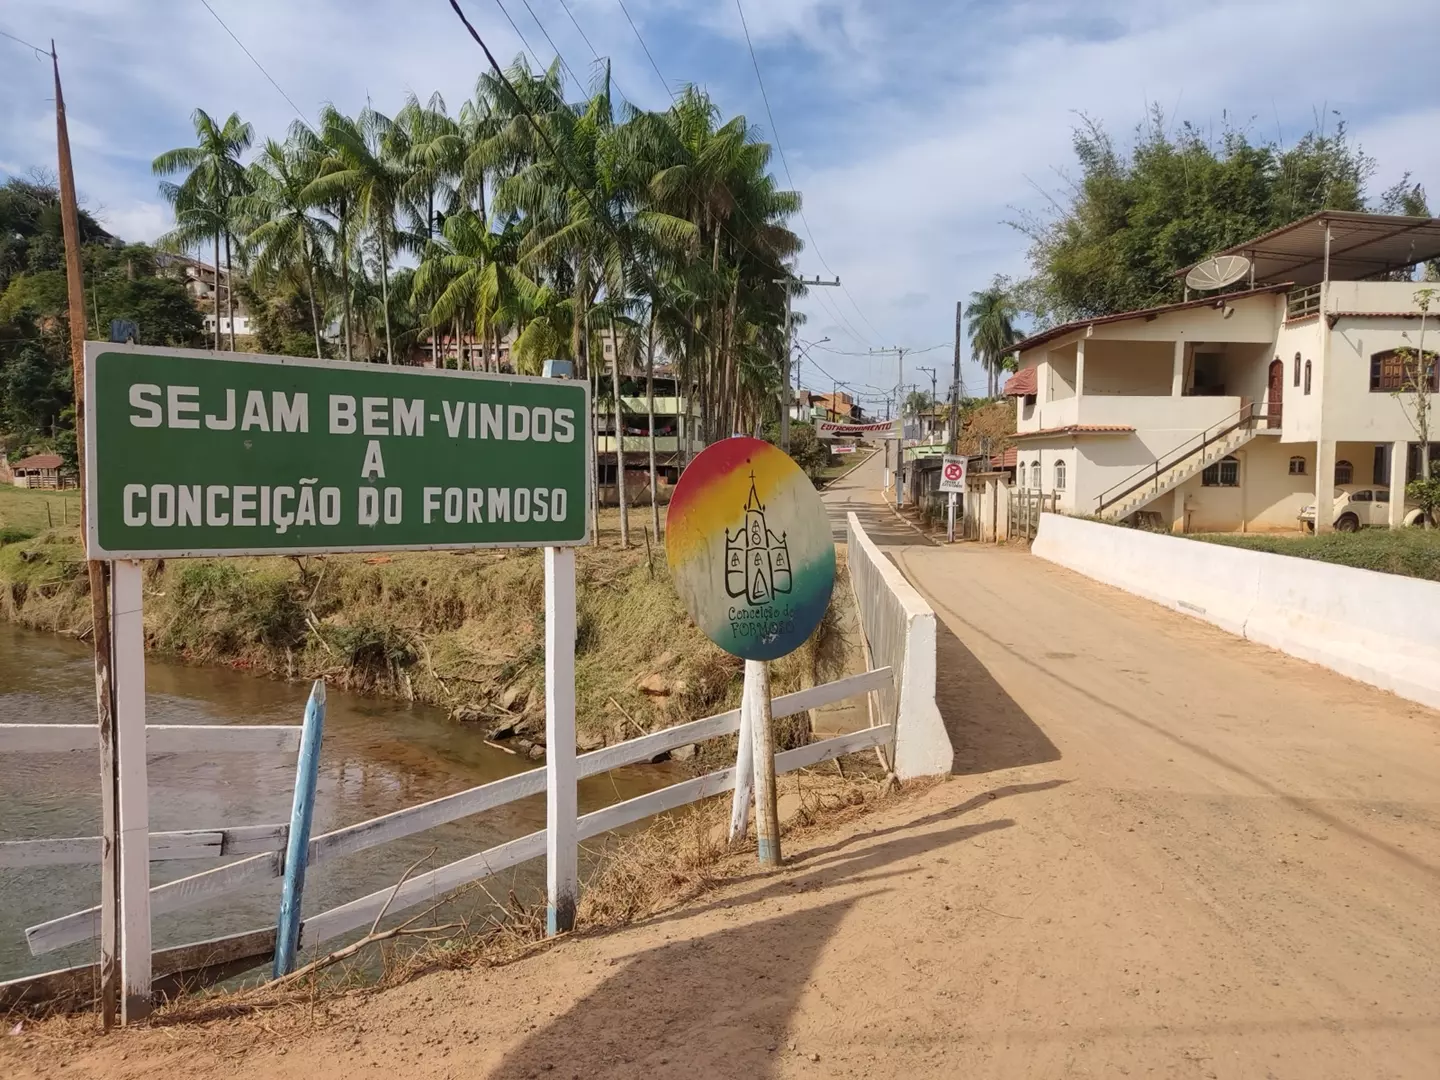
[273,679,326,977]
[545,546,578,935]
[112,559,150,1022]
[747,660,781,866]
[728,685,754,842]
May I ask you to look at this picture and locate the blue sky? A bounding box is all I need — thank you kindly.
[3,0,1439,405]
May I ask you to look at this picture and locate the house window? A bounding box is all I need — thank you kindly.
[1030,462,1041,489]
[1303,360,1312,394]
[1335,459,1353,485]
[1288,456,1306,476]
[1374,445,1390,485]
[1369,348,1440,393]
[1293,352,1301,387]
[1054,460,1067,491]
[1202,455,1239,487]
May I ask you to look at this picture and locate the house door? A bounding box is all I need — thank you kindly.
[1267,359,1284,426]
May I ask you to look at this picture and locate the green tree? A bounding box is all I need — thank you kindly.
[967,278,1022,396]
[1014,110,1376,323]
[153,109,254,350]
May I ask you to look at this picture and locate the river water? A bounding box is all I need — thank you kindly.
[0,623,672,982]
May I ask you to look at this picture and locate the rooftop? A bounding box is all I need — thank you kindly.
[1178,210,1440,288]
[1011,424,1135,440]
[12,453,64,470]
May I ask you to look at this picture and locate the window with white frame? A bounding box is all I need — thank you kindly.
[1288,456,1306,476]
[1030,462,1041,489]
[1054,459,1067,491]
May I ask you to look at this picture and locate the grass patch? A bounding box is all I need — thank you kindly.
[1194,528,1440,582]
[0,484,80,535]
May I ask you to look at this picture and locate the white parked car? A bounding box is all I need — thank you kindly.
[1299,485,1434,532]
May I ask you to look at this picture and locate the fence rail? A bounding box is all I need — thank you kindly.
[23,667,893,957]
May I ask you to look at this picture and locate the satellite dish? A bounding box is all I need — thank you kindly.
[1185,254,1251,292]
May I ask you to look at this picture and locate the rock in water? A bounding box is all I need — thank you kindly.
[451,703,485,724]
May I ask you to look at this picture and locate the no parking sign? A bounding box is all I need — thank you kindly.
[939,455,967,493]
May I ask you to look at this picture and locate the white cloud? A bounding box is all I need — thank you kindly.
[95,201,173,244]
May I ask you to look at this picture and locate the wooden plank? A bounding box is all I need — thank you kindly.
[748,660,781,866]
[545,547,577,935]
[272,681,326,977]
[301,831,547,947]
[113,559,151,1023]
[0,927,277,1014]
[147,725,303,754]
[300,726,895,949]
[27,851,282,956]
[0,824,289,868]
[0,724,302,754]
[0,724,96,752]
[729,688,753,842]
[574,667,891,779]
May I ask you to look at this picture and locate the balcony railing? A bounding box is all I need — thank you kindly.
[1286,283,1322,321]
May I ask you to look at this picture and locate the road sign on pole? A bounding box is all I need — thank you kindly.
[83,345,591,559]
[666,437,836,865]
[939,455,968,493]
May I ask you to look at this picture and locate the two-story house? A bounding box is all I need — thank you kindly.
[1003,210,1440,533]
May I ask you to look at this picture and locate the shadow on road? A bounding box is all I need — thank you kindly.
[933,614,1063,775]
[493,815,1013,1078]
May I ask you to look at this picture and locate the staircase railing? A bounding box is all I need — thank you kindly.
[1095,401,1260,516]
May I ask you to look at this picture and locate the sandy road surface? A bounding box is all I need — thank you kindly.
[9,455,1440,1079]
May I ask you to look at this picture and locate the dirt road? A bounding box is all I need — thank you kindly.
[10,455,1440,1078]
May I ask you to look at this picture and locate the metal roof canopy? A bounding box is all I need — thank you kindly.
[1179,211,1440,287]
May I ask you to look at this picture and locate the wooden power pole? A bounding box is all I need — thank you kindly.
[54,42,121,1030]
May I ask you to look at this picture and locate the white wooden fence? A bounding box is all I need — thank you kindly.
[6,667,893,966]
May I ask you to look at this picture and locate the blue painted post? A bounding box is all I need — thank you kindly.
[273,680,326,977]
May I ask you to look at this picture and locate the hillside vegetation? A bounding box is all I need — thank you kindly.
[0,490,848,750]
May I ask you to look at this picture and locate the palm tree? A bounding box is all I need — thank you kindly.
[153,109,254,351]
[238,138,333,358]
[968,278,1021,397]
[309,107,408,363]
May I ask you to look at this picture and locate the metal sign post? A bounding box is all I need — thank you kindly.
[939,455,967,544]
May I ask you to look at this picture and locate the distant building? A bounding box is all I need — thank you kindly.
[10,453,71,490]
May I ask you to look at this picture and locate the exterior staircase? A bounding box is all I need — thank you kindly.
[1096,404,1264,521]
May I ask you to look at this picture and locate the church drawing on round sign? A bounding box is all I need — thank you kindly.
[725,472,793,606]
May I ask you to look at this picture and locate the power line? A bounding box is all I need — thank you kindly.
[197,0,312,129]
[0,27,47,57]
[488,0,546,74]
[513,0,587,95]
[614,0,672,99]
[554,0,602,66]
[732,0,883,345]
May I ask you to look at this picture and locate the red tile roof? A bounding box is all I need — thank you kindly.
[12,454,63,470]
[1012,424,1134,440]
[1002,367,1037,396]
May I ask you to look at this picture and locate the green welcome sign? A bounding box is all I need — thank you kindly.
[84,345,591,559]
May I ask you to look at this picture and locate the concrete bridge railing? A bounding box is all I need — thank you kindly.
[846,512,953,777]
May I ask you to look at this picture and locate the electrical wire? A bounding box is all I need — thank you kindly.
[732,0,883,345]
[0,27,47,57]
[614,0,672,99]
[487,0,546,74]
[513,0,592,96]
[196,0,312,129]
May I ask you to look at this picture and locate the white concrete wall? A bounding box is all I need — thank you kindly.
[846,513,952,777]
[1033,513,1440,711]
[1170,436,1314,532]
[1326,316,1436,442]
[1326,281,1436,315]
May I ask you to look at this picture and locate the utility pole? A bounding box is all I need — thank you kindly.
[776,274,841,453]
[950,301,963,455]
[918,366,937,442]
[872,346,908,508]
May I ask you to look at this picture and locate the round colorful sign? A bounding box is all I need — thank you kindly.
[666,437,836,661]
